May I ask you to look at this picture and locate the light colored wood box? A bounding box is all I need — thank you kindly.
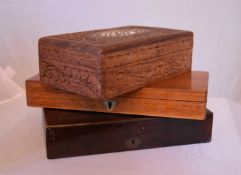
[26,71,208,120]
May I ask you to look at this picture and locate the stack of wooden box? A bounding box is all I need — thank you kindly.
[25,26,213,159]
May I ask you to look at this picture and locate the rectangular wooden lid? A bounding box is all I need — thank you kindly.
[44,108,212,127]
[122,71,208,102]
[39,26,193,54]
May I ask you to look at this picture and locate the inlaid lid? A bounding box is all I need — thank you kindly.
[40,26,193,53]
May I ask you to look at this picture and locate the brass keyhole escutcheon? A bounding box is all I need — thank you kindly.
[103,100,117,111]
[126,137,141,149]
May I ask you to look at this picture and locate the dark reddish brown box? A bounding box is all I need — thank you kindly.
[44,108,213,159]
[39,26,193,99]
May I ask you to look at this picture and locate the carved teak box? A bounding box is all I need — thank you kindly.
[39,26,193,99]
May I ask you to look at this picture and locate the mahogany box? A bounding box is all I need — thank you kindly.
[26,71,208,120]
[39,26,193,99]
[44,108,213,159]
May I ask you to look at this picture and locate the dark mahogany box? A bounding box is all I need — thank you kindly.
[39,26,193,99]
[44,108,213,159]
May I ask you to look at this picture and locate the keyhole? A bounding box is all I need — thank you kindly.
[125,137,141,149]
[131,139,135,145]
[108,101,112,110]
[103,100,117,111]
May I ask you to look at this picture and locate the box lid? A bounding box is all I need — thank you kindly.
[39,26,192,54]
[44,108,212,127]
[123,71,208,102]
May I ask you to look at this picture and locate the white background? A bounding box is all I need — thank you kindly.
[1,0,241,102]
[1,1,241,174]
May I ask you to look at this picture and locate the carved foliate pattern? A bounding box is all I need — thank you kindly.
[40,59,101,98]
[103,49,192,98]
[39,45,99,69]
[39,49,192,99]
[102,36,193,69]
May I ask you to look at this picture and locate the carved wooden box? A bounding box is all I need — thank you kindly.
[26,71,208,120]
[39,26,193,99]
[44,108,213,159]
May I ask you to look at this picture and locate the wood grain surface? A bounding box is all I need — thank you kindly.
[44,108,213,159]
[39,26,193,99]
[26,71,208,120]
